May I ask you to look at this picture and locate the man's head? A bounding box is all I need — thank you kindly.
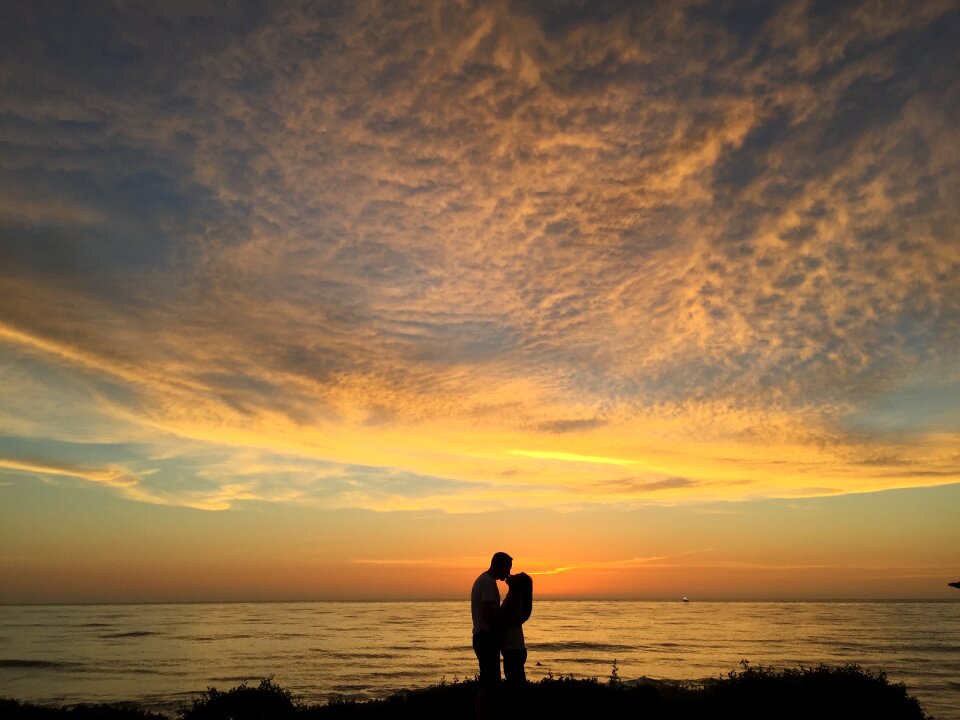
[489,551,513,580]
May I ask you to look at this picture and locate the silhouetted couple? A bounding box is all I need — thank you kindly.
[471,552,533,717]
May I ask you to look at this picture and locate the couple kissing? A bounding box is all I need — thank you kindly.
[471,551,534,686]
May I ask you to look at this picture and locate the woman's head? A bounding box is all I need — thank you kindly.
[506,572,531,590]
[506,572,533,623]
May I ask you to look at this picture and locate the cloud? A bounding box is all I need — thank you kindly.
[528,549,717,576]
[536,417,608,434]
[0,0,957,511]
[0,457,138,489]
[596,476,700,494]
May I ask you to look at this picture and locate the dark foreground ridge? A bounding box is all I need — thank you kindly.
[1,664,929,720]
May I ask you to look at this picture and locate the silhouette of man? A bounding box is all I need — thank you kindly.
[472,551,512,714]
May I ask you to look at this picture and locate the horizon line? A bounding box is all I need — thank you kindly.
[3,596,959,607]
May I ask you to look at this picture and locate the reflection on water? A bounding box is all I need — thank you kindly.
[0,601,957,718]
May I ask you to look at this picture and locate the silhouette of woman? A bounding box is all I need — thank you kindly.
[500,572,533,684]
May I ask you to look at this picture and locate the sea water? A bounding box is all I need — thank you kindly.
[0,601,957,718]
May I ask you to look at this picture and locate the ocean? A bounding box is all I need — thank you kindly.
[0,601,957,718]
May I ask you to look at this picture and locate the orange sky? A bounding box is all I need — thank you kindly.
[0,0,958,602]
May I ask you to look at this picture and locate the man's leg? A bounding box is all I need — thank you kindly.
[473,631,501,684]
[473,632,500,718]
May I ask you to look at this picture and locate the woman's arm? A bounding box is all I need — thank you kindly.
[501,592,521,625]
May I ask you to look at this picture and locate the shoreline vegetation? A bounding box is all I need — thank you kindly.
[0,664,930,719]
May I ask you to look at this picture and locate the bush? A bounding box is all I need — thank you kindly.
[179,678,299,720]
[685,663,928,720]
[0,697,166,720]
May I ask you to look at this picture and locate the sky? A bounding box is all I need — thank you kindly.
[1,0,958,603]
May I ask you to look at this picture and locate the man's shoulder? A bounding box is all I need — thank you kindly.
[472,571,500,602]
[472,571,495,591]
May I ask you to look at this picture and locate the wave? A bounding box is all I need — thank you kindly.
[897,644,960,654]
[322,652,402,660]
[363,669,433,679]
[326,653,404,661]
[546,657,627,666]
[330,683,376,692]
[530,641,636,653]
[178,633,255,641]
[124,667,188,676]
[100,630,160,638]
[0,659,81,669]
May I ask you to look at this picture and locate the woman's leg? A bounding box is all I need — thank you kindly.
[502,648,527,684]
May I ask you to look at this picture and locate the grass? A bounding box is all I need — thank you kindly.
[1,663,930,720]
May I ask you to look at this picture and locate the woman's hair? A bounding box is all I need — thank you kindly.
[506,572,533,623]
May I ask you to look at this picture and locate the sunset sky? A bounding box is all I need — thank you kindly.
[1,0,958,603]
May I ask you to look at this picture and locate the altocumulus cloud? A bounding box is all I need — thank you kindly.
[0,0,958,510]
